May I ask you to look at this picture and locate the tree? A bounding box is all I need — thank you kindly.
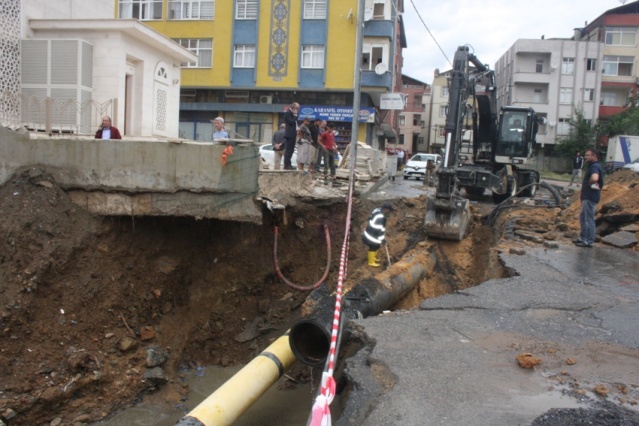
[554,108,598,158]
[600,95,639,137]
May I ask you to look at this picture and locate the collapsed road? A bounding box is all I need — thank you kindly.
[1,165,638,425]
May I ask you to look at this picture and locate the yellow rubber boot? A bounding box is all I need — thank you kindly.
[368,251,381,267]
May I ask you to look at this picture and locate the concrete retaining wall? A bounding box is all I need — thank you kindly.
[0,127,263,222]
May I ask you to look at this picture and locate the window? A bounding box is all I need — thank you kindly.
[234,44,255,68]
[584,88,595,102]
[174,39,213,68]
[236,0,257,19]
[413,114,421,126]
[557,118,570,135]
[605,26,637,46]
[361,46,385,71]
[399,116,406,126]
[534,88,542,103]
[586,58,597,71]
[559,88,573,104]
[398,134,405,145]
[413,95,423,108]
[535,59,543,73]
[561,58,575,75]
[119,0,162,20]
[602,55,634,76]
[301,45,325,69]
[441,87,449,98]
[420,120,425,128]
[168,1,214,20]
[373,0,385,19]
[303,0,326,19]
[439,105,448,118]
[600,91,618,106]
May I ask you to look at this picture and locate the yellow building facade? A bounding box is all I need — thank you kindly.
[115,0,401,146]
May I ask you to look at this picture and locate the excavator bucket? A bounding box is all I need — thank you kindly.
[424,196,471,241]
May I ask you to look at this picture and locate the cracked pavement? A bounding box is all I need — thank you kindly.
[337,243,639,425]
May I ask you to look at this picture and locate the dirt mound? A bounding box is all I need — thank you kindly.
[486,170,639,251]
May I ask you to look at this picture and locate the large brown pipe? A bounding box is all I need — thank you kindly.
[290,250,436,366]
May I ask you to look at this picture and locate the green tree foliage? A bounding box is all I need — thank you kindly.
[554,108,598,158]
[600,95,639,137]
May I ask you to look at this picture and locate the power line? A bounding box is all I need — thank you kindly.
[407,0,452,68]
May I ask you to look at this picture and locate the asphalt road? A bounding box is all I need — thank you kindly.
[347,174,639,424]
[337,243,639,425]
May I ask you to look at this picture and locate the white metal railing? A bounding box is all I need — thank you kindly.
[3,92,117,136]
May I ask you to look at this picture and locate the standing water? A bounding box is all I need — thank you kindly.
[94,365,315,425]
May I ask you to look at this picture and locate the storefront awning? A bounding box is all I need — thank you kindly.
[378,123,397,139]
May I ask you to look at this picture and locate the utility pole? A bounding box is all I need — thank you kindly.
[349,0,365,173]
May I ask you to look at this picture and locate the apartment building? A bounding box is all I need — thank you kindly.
[425,68,451,154]
[495,37,603,167]
[578,1,639,139]
[393,74,428,155]
[121,0,406,147]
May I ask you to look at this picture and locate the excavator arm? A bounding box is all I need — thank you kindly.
[424,46,494,241]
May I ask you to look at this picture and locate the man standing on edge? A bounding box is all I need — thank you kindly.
[95,116,122,140]
[362,203,394,267]
[318,122,338,179]
[574,149,604,248]
[272,123,286,170]
[283,102,299,170]
[569,151,584,187]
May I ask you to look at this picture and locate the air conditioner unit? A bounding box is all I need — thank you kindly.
[260,95,273,104]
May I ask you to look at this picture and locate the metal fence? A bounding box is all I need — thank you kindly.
[2,92,117,136]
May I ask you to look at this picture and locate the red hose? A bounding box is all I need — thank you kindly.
[273,224,331,291]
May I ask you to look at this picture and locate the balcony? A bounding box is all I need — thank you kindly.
[512,72,552,84]
[598,105,628,119]
[363,20,394,39]
[361,70,392,91]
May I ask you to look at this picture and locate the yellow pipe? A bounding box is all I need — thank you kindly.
[176,333,297,426]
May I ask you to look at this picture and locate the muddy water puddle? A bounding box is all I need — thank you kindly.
[95,366,315,425]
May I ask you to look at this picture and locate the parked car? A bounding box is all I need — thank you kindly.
[403,153,443,180]
[622,159,639,173]
[259,143,296,169]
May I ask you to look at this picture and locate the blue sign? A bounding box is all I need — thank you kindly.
[298,105,375,123]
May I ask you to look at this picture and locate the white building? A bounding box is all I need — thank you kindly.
[1,0,195,138]
[495,37,603,166]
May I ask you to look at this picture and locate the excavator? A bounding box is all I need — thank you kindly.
[424,45,545,241]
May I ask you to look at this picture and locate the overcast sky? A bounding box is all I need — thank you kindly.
[400,0,626,85]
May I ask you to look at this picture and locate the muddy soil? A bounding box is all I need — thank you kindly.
[1,167,637,425]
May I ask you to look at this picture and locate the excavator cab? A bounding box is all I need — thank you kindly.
[494,107,537,162]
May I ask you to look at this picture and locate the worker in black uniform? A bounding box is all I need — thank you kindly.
[362,203,394,267]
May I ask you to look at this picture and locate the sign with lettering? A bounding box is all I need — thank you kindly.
[298,106,375,123]
[380,93,405,110]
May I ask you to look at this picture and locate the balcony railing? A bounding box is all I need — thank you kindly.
[4,93,118,136]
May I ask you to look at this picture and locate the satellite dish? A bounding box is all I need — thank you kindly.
[364,7,373,21]
[375,62,388,75]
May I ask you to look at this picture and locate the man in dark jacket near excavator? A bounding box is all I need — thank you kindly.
[362,203,394,267]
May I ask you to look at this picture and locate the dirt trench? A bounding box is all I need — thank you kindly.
[0,168,512,426]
